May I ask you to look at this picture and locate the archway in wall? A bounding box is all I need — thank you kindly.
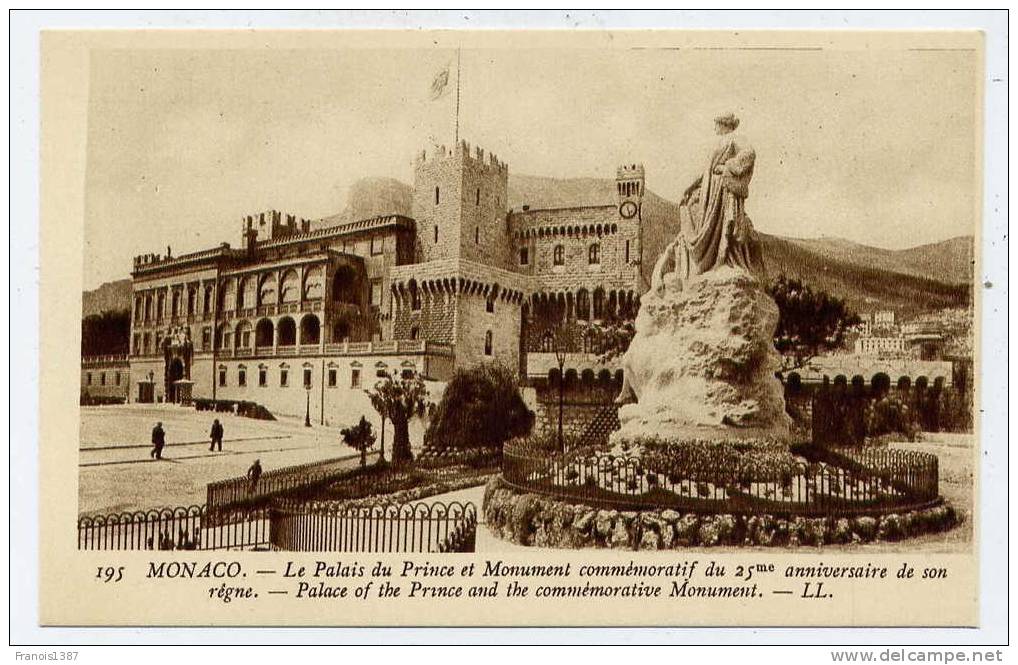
[278,317,297,346]
[255,319,274,347]
[166,358,184,403]
[333,266,359,304]
[299,314,320,345]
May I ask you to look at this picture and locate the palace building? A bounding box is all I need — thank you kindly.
[123,141,647,420]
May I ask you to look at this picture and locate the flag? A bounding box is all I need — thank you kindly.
[429,64,451,101]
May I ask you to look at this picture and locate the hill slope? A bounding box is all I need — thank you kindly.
[781,235,973,285]
[82,278,132,318]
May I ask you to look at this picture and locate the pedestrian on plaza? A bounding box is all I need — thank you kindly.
[209,418,224,452]
[151,421,165,460]
[247,458,262,493]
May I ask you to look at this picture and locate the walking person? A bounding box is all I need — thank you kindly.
[209,418,224,452]
[247,458,262,494]
[150,421,165,460]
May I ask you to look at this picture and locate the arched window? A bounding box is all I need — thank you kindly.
[157,292,166,320]
[541,330,554,352]
[588,243,600,265]
[258,274,277,306]
[592,288,605,319]
[410,326,420,340]
[484,330,493,356]
[280,270,301,303]
[486,296,495,313]
[553,245,565,266]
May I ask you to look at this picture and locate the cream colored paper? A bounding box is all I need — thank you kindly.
[41,28,983,627]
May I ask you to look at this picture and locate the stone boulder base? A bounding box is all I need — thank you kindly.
[614,266,792,445]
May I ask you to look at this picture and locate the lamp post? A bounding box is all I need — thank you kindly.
[304,385,312,427]
[554,342,567,453]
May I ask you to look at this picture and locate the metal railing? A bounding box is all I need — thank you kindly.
[206,456,361,513]
[77,505,270,551]
[268,500,477,552]
[501,443,939,516]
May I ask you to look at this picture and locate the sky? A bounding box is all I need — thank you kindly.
[83,45,979,288]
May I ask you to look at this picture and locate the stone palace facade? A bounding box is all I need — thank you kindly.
[125,141,647,419]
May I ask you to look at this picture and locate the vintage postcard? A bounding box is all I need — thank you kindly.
[38,28,984,627]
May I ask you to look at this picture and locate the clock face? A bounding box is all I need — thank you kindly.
[619,200,639,219]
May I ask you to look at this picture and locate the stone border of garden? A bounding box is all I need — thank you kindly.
[483,477,959,549]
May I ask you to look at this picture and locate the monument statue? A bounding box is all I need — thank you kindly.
[651,112,765,296]
[614,113,790,446]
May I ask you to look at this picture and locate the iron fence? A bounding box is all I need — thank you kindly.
[78,500,478,552]
[267,500,477,552]
[77,505,270,551]
[501,444,939,517]
[206,456,363,513]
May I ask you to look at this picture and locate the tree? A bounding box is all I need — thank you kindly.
[768,274,861,371]
[591,274,860,371]
[424,363,534,450]
[81,309,131,356]
[367,371,428,467]
[340,415,377,468]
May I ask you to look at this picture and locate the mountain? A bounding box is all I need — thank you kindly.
[780,235,974,285]
[83,175,973,320]
[82,278,132,318]
[757,234,970,318]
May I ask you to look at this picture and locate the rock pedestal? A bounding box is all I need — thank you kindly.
[613,266,791,446]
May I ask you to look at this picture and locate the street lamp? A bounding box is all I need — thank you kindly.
[304,384,312,427]
[554,339,567,453]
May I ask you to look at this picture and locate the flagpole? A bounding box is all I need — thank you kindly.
[455,48,461,145]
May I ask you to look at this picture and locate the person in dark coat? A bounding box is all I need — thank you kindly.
[209,419,224,452]
[247,459,262,493]
[151,421,165,460]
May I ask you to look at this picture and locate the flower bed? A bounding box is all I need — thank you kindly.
[483,477,958,549]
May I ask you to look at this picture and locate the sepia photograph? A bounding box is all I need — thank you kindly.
[20,17,1004,638]
[75,36,977,557]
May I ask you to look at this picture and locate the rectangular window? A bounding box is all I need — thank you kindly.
[328,369,337,387]
[303,368,312,388]
[238,369,247,387]
[100,373,106,386]
[475,226,479,244]
[86,373,92,385]
[370,236,383,255]
[218,369,226,387]
[350,369,361,388]
[476,188,480,206]
[519,247,529,265]
[202,327,211,350]
[280,369,289,387]
[486,297,495,313]
[370,279,382,306]
[625,239,631,263]
[115,372,121,386]
[259,368,267,387]
[433,226,439,244]
[435,186,440,205]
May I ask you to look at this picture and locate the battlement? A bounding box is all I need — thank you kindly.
[616,163,645,179]
[414,140,508,174]
[242,209,312,241]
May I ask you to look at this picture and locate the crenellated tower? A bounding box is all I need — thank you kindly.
[412,140,510,268]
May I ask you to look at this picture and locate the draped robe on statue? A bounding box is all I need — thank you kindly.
[653,133,764,294]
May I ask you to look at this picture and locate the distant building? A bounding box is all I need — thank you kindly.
[120,140,646,419]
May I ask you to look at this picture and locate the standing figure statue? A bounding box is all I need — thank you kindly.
[651,112,765,295]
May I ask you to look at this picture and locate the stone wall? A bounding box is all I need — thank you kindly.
[392,289,457,344]
[454,290,521,371]
[483,477,959,549]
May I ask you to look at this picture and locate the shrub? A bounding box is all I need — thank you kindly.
[424,363,534,450]
[865,394,920,442]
